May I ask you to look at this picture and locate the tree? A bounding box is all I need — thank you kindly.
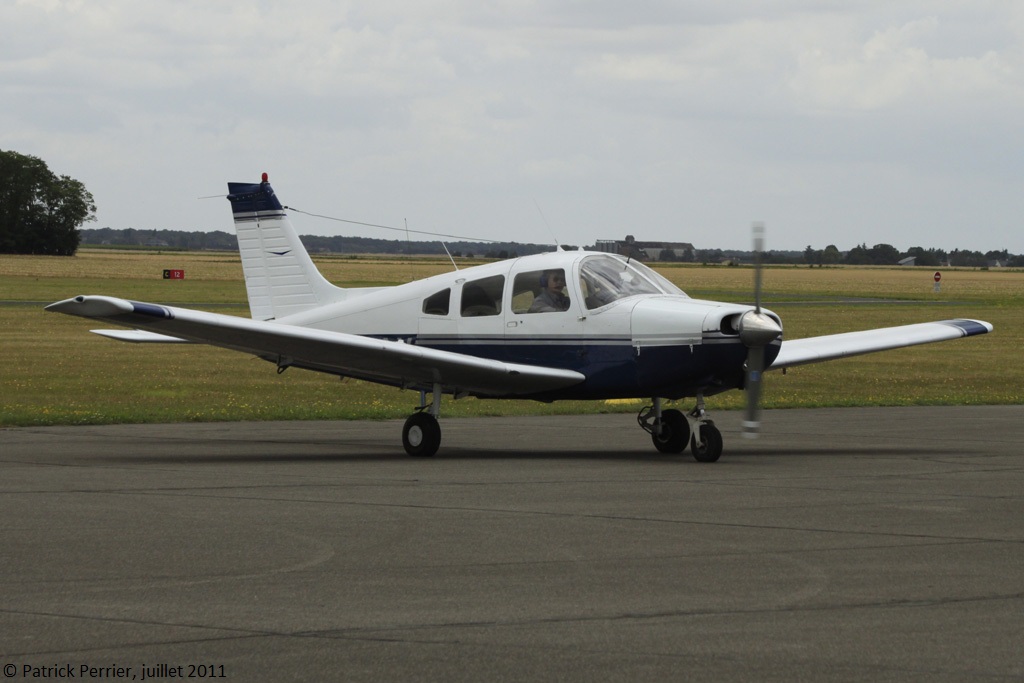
[948,249,986,267]
[821,244,841,264]
[985,249,1009,265]
[867,243,901,265]
[845,243,900,265]
[803,244,823,265]
[0,150,95,255]
[845,243,870,265]
[903,246,944,267]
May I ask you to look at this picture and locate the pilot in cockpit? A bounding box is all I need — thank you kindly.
[528,269,571,312]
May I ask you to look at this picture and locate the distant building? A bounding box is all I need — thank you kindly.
[595,235,695,261]
[898,256,917,266]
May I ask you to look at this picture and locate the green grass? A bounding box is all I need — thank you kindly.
[2,251,1021,427]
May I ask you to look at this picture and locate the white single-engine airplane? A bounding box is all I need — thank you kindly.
[47,175,993,461]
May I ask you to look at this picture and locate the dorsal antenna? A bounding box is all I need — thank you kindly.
[440,241,459,271]
[533,199,561,251]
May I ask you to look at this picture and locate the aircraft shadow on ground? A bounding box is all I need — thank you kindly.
[96,444,966,465]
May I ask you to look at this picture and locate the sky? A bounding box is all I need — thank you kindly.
[3,0,1023,253]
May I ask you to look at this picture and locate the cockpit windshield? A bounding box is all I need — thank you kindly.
[628,259,687,298]
[578,255,686,310]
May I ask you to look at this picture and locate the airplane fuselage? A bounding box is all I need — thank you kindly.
[275,250,781,401]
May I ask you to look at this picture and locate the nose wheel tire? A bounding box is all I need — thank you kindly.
[651,409,690,454]
[403,412,441,457]
[691,421,723,463]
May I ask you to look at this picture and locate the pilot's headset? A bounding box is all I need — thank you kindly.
[539,270,559,288]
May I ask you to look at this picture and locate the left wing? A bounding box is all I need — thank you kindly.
[769,318,992,370]
[46,295,585,397]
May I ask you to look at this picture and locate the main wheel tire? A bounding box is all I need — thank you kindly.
[691,421,723,463]
[651,409,690,454]
[403,412,441,457]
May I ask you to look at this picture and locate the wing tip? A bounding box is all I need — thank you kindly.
[45,295,134,318]
[944,319,993,336]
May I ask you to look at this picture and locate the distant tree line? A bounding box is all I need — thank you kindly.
[666,244,1020,267]
[81,227,239,250]
[79,227,554,259]
[78,228,1023,267]
[801,243,1022,267]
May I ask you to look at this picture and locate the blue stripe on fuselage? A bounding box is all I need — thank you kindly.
[384,334,774,400]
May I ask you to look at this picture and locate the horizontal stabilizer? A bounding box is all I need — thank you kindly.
[91,330,190,343]
[769,318,993,370]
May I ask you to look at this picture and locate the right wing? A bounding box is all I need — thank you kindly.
[46,295,585,397]
[769,318,992,370]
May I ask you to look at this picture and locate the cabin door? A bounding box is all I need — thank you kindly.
[503,263,583,368]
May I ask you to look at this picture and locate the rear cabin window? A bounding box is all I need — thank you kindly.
[460,275,504,317]
[422,288,450,316]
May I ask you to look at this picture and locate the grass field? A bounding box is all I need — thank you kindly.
[2,249,1021,427]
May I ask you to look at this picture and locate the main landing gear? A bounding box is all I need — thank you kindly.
[638,396,724,462]
[402,384,443,457]
[401,386,724,462]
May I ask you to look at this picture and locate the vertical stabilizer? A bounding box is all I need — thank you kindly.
[227,176,344,321]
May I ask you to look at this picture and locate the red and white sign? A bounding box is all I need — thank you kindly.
[163,269,185,280]
[934,271,941,283]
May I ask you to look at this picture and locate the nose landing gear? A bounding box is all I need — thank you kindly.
[638,395,724,462]
[640,401,690,454]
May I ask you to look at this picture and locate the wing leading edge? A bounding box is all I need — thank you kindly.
[769,318,992,370]
[45,295,584,397]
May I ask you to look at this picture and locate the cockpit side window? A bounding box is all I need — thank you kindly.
[460,275,504,317]
[422,288,450,316]
[511,269,570,314]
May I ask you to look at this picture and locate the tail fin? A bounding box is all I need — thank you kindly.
[227,175,344,321]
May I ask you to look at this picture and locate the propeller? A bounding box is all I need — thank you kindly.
[737,222,782,438]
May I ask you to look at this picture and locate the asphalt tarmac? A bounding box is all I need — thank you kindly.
[2,406,1022,682]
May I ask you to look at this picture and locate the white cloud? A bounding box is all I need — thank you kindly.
[2,1,1023,250]
[789,16,1020,112]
